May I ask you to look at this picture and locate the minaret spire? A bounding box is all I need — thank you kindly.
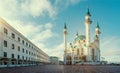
[64,23,67,29]
[96,22,100,28]
[63,22,67,65]
[87,8,91,16]
[95,22,101,36]
[64,23,67,35]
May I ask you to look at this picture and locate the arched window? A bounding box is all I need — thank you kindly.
[77,49,79,55]
[92,49,94,61]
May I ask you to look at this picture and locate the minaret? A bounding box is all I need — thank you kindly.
[84,8,92,61]
[84,8,92,46]
[95,22,101,61]
[63,23,67,65]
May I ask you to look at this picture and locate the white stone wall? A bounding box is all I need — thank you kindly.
[0,18,50,66]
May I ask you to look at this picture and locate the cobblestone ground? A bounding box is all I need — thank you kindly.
[0,65,120,73]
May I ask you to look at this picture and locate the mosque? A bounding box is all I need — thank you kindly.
[63,8,101,65]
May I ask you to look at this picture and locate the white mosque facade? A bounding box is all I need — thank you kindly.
[63,9,101,65]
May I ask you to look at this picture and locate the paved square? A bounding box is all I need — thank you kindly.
[0,65,120,73]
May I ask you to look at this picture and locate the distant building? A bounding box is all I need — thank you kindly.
[0,18,50,67]
[59,60,64,65]
[50,56,59,64]
[63,8,101,65]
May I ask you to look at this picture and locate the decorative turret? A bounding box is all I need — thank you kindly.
[95,22,101,36]
[85,8,92,25]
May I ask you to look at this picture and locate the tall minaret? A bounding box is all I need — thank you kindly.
[84,8,92,61]
[84,8,92,46]
[95,22,101,61]
[63,23,67,64]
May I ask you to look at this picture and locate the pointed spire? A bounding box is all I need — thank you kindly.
[64,23,67,29]
[96,22,100,29]
[96,22,101,35]
[87,8,91,16]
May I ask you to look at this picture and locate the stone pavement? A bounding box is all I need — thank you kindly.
[0,65,120,73]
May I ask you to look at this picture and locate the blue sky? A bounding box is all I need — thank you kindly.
[0,0,120,63]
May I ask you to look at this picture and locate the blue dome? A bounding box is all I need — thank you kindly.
[74,35,85,42]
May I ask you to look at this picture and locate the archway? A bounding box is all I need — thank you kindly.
[67,55,72,65]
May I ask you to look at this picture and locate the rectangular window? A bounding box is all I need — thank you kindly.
[3,52,7,57]
[11,33,15,39]
[26,42,28,46]
[18,55,20,59]
[22,56,24,60]
[29,44,31,48]
[22,40,24,44]
[26,57,27,60]
[11,54,14,58]
[18,37,20,42]
[18,46,20,51]
[29,51,30,55]
[12,44,14,49]
[29,57,30,60]
[4,28,8,35]
[4,40,7,47]
[32,53,33,56]
[22,48,24,53]
[26,50,28,54]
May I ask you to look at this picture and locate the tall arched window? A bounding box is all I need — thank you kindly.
[92,49,94,61]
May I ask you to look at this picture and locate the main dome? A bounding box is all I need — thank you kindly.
[74,35,86,42]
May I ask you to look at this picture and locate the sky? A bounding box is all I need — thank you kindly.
[0,0,120,63]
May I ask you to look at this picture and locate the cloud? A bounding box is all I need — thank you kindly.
[0,0,19,19]
[43,43,64,60]
[42,42,72,61]
[55,0,80,6]
[0,0,57,19]
[101,36,120,62]
[32,29,55,43]
[53,0,81,16]
[104,50,120,56]
[7,19,56,43]
[6,19,43,37]
[44,23,53,29]
[21,0,57,18]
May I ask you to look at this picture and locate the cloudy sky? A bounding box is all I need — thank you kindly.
[0,0,120,63]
